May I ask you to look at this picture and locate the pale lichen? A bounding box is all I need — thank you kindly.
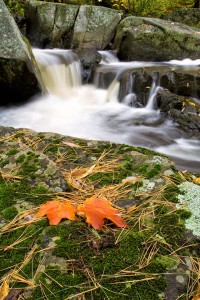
[177,181,200,236]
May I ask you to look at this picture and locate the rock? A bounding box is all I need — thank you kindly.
[73,48,101,83]
[163,8,200,28]
[71,5,121,81]
[25,0,79,48]
[0,125,198,300]
[156,89,200,138]
[0,0,41,105]
[114,16,200,61]
[71,5,121,50]
[160,72,200,99]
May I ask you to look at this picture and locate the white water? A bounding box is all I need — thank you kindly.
[0,49,199,173]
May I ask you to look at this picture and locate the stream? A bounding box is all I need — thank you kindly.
[0,49,200,173]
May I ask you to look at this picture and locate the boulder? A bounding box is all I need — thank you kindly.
[114,17,200,61]
[71,5,121,50]
[157,89,200,138]
[71,5,121,81]
[163,8,200,28]
[0,0,41,105]
[25,0,79,48]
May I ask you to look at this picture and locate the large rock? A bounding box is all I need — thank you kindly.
[71,5,121,82]
[114,17,200,61]
[25,0,79,48]
[71,5,121,50]
[163,8,200,28]
[0,0,41,105]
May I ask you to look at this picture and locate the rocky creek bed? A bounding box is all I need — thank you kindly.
[0,126,200,299]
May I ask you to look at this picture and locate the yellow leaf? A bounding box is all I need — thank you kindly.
[193,177,200,185]
[0,280,9,300]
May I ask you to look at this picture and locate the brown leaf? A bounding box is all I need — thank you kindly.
[35,200,76,225]
[5,289,22,300]
[77,196,127,230]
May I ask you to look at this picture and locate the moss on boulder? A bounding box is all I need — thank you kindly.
[0,126,199,299]
[114,16,200,61]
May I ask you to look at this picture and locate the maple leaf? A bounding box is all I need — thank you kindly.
[77,196,127,230]
[35,200,76,225]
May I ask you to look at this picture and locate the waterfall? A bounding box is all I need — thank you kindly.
[0,49,200,173]
[33,49,82,96]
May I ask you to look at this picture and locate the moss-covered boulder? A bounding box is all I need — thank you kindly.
[0,0,41,105]
[0,126,200,299]
[114,17,200,61]
[25,0,79,48]
[163,8,200,28]
[1,5,200,296]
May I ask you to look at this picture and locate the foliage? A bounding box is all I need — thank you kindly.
[4,0,25,16]
[35,199,77,225]
[36,196,127,230]
[115,0,196,17]
[4,0,197,18]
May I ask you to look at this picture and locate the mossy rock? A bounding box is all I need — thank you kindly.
[0,126,198,299]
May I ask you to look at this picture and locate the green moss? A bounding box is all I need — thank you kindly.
[0,159,9,168]
[0,180,52,211]
[154,214,185,244]
[0,223,44,279]
[176,209,192,220]
[163,184,180,203]
[154,255,180,270]
[16,154,26,163]
[32,266,85,299]
[6,148,19,156]
[1,206,18,220]
[146,164,162,178]
[116,144,135,154]
[44,222,169,299]
[134,163,162,178]
[88,172,115,185]
[155,204,170,215]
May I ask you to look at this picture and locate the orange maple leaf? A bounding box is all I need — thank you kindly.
[35,200,76,225]
[77,196,127,230]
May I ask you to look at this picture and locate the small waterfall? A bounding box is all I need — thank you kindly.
[0,49,200,173]
[33,49,81,97]
[145,73,161,110]
[98,51,119,64]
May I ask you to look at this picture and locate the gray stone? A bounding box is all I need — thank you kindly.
[0,0,41,104]
[72,5,121,50]
[114,16,200,61]
[25,0,79,48]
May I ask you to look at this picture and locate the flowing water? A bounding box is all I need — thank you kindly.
[0,49,200,173]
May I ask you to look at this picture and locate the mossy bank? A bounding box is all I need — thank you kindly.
[0,126,199,299]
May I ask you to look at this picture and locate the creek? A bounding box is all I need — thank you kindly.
[0,49,200,173]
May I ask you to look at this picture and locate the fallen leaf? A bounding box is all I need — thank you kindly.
[77,196,127,230]
[5,289,22,300]
[193,177,200,185]
[35,200,76,225]
[0,280,9,300]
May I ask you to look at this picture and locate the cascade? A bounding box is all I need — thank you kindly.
[0,49,199,173]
